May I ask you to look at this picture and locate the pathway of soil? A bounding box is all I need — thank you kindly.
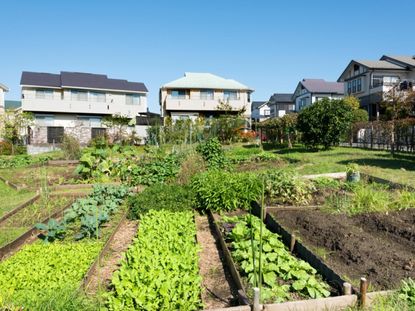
[195,215,238,309]
[86,218,138,294]
[269,209,415,290]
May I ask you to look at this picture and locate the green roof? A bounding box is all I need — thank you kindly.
[5,100,21,110]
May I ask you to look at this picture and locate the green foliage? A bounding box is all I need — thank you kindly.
[106,210,202,310]
[196,137,228,170]
[352,109,369,123]
[128,184,194,219]
[297,98,354,149]
[0,241,102,309]
[0,154,51,169]
[62,134,81,160]
[224,215,330,302]
[35,219,66,243]
[191,170,261,212]
[262,170,313,205]
[311,177,341,191]
[75,148,111,181]
[398,278,415,306]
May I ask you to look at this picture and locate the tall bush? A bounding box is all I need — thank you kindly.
[62,134,81,160]
[196,137,227,170]
[297,98,354,149]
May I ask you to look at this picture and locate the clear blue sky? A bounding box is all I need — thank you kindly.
[1,0,414,112]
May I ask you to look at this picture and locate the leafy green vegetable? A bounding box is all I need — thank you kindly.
[106,210,202,310]
[196,137,228,170]
[223,215,330,303]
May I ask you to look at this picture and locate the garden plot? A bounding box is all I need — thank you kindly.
[269,208,415,290]
[0,165,79,189]
[0,195,73,249]
[0,180,35,217]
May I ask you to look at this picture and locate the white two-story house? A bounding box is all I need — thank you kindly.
[293,79,345,111]
[337,55,415,120]
[0,83,9,114]
[21,71,148,145]
[251,101,270,123]
[160,72,253,122]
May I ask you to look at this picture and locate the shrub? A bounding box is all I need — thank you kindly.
[62,134,81,160]
[191,170,261,212]
[176,152,206,185]
[311,177,341,191]
[196,137,228,170]
[262,170,313,205]
[128,184,194,219]
[0,141,12,155]
[297,98,354,149]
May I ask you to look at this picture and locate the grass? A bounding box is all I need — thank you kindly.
[0,180,35,217]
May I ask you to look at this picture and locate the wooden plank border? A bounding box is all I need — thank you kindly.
[0,193,41,224]
[208,211,250,306]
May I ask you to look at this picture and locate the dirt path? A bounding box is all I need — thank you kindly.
[86,218,138,294]
[270,209,415,290]
[195,214,238,309]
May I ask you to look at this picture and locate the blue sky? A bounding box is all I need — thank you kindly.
[1,0,414,112]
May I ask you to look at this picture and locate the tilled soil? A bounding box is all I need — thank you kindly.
[269,208,415,290]
[195,215,238,309]
[86,218,138,294]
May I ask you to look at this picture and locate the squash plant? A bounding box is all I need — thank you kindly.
[223,215,330,303]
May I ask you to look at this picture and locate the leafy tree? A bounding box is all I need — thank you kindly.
[102,114,134,143]
[280,113,298,148]
[297,98,354,149]
[0,110,33,154]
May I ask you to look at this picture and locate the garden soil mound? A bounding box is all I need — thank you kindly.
[270,209,415,289]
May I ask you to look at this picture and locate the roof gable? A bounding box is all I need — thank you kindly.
[161,72,253,91]
[381,55,415,68]
[269,93,294,103]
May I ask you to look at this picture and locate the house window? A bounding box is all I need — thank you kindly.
[352,80,357,93]
[224,90,238,100]
[36,115,54,126]
[35,89,54,99]
[171,90,187,99]
[47,126,64,143]
[357,78,362,92]
[372,75,383,88]
[71,90,88,101]
[91,128,106,139]
[200,89,214,100]
[383,76,400,86]
[126,94,141,105]
[264,109,270,116]
[347,82,352,94]
[89,91,106,102]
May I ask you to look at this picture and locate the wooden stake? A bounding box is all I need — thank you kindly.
[290,234,296,252]
[343,282,352,295]
[253,287,260,311]
[360,277,368,307]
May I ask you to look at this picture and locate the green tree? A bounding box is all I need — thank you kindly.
[297,98,354,149]
[280,113,298,148]
[0,110,33,154]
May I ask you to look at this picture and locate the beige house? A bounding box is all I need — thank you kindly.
[0,83,9,114]
[21,71,148,146]
[159,72,253,122]
[338,55,415,119]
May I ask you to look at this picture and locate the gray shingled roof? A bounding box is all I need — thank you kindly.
[251,101,266,110]
[300,79,344,94]
[381,55,415,67]
[269,93,293,103]
[354,60,404,70]
[21,71,148,93]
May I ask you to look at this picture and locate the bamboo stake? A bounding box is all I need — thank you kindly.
[360,277,368,308]
[290,233,296,252]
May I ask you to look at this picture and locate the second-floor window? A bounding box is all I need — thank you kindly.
[36,89,54,99]
[89,91,106,103]
[372,75,400,88]
[126,94,141,105]
[171,90,187,99]
[264,109,270,116]
[71,90,88,101]
[200,89,214,100]
[224,90,238,100]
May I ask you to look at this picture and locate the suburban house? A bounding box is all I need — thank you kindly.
[251,101,270,123]
[292,79,344,111]
[268,93,295,117]
[337,55,415,119]
[159,72,253,122]
[0,83,9,114]
[21,71,148,146]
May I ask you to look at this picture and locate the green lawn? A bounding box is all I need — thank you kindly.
[0,181,35,217]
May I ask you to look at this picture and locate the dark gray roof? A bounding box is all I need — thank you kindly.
[269,93,293,103]
[21,71,148,93]
[251,101,266,110]
[300,79,344,94]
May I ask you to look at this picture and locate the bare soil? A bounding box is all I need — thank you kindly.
[86,218,138,294]
[195,214,238,309]
[269,208,415,290]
